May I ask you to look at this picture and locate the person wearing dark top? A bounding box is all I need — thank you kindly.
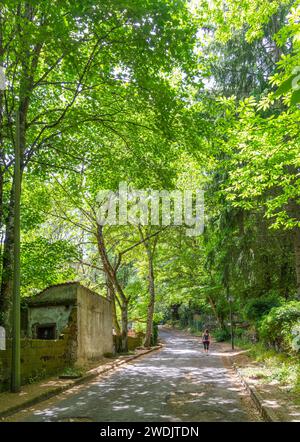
[202,329,210,353]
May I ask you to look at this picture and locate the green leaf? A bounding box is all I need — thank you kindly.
[274,76,294,97]
[291,89,300,105]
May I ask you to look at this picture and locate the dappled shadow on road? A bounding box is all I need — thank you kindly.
[16,329,258,422]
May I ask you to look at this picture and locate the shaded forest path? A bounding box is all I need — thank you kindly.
[9,329,260,422]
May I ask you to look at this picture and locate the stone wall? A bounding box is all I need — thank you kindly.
[76,286,113,363]
[128,335,144,351]
[0,338,70,392]
[113,334,144,353]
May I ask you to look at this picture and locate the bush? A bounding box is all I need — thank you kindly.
[234,327,246,338]
[245,296,281,323]
[259,301,300,353]
[214,328,231,342]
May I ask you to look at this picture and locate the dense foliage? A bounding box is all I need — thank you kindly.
[0,0,300,355]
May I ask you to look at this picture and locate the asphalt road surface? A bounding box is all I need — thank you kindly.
[9,329,261,422]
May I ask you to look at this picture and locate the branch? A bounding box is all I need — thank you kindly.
[114,227,167,271]
[42,209,94,234]
[78,260,104,272]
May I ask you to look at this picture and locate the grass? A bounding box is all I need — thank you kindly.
[233,337,300,395]
[60,366,85,378]
[27,368,47,384]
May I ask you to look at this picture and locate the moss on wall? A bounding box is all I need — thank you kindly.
[0,338,71,392]
[28,305,74,338]
[113,335,144,353]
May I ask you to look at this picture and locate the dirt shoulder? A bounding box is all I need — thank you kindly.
[219,340,300,422]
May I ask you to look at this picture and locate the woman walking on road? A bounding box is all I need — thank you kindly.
[202,329,211,353]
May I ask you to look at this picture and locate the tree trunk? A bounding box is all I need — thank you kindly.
[294,228,300,298]
[96,224,128,351]
[121,299,128,352]
[144,252,155,348]
[0,185,15,330]
[0,5,4,231]
[0,109,25,331]
[0,16,7,327]
[287,198,300,298]
[0,2,36,330]
[139,227,158,348]
[106,275,121,335]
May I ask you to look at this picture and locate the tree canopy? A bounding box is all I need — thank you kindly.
[1,0,300,355]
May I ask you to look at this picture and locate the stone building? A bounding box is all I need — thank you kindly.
[27,282,113,364]
[0,283,114,391]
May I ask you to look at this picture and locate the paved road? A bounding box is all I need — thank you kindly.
[10,329,260,422]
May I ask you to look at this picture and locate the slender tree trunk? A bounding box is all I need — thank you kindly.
[0,171,3,231]
[0,2,38,330]
[294,228,300,298]
[121,299,128,352]
[139,227,158,348]
[287,198,300,298]
[144,252,155,348]
[106,275,120,334]
[0,11,6,326]
[0,110,25,332]
[0,186,15,330]
[96,224,128,351]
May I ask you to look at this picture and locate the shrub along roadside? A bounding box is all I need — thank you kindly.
[220,301,300,395]
[259,301,300,354]
[214,328,231,342]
